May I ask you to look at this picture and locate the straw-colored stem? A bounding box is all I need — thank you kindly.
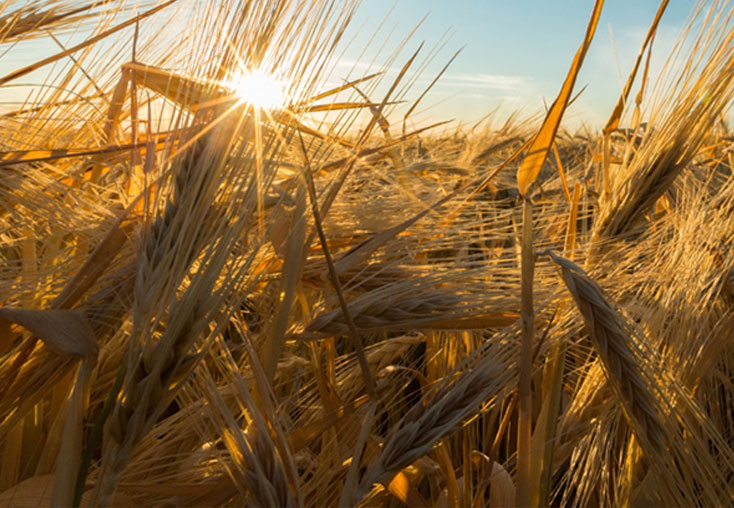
[516,195,535,507]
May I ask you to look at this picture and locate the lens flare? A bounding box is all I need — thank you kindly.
[229,69,285,110]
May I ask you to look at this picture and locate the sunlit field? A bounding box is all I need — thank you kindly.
[1,0,734,506]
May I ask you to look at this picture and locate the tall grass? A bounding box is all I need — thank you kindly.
[1,0,734,506]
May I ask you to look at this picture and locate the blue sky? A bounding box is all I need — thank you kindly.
[330,0,697,129]
[0,1,700,133]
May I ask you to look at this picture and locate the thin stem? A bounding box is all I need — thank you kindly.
[297,133,378,401]
[517,195,535,507]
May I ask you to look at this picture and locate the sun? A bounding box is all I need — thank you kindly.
[229,69,286,110]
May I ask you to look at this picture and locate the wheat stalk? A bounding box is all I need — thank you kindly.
[543,249,734,504]
[356,353,502,502]
[543,251,668,455]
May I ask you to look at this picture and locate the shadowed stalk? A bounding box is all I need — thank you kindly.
[298,133,378,401]
[516,195,534,507]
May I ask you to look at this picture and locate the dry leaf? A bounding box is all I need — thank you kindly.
[489,462,516,508]
[0,308,97,359]
[516,0,603,196]
[0,475,134,508]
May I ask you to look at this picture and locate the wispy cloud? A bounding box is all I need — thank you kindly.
[439,73,527,91]
[332,59,401,74]
[332,59,527,92]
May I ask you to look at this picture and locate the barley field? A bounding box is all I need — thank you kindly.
[1,1,734,506]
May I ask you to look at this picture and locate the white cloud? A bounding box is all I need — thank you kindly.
[332,59,400,74]
[332,59,527,92]
[439,73,527,91]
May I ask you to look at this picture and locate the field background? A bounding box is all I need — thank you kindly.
[1,1,734,506]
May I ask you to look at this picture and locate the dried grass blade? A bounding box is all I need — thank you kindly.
[52,224,130,311]
[0,1,113,42]
[302,72,382,103]
[50,356,96,507]
[552,142,572,202]
[275,111,355,148]
[0,128,177,168]
[516,0,603,196]
[529,336,565,507]
[124,62,220,109]
[352,85,403,170]
[298,134,377,401]
[355,43,424,149]
[332,173,469,276]
[295,101,397,113]
[339,401,377,508]
[0,1,177,87]
[261,183,307,383]
[564,182,582,257]
[0,309,97,359]
[402,48,461,140]
[0,92,106,119]
[602,0,668,135]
